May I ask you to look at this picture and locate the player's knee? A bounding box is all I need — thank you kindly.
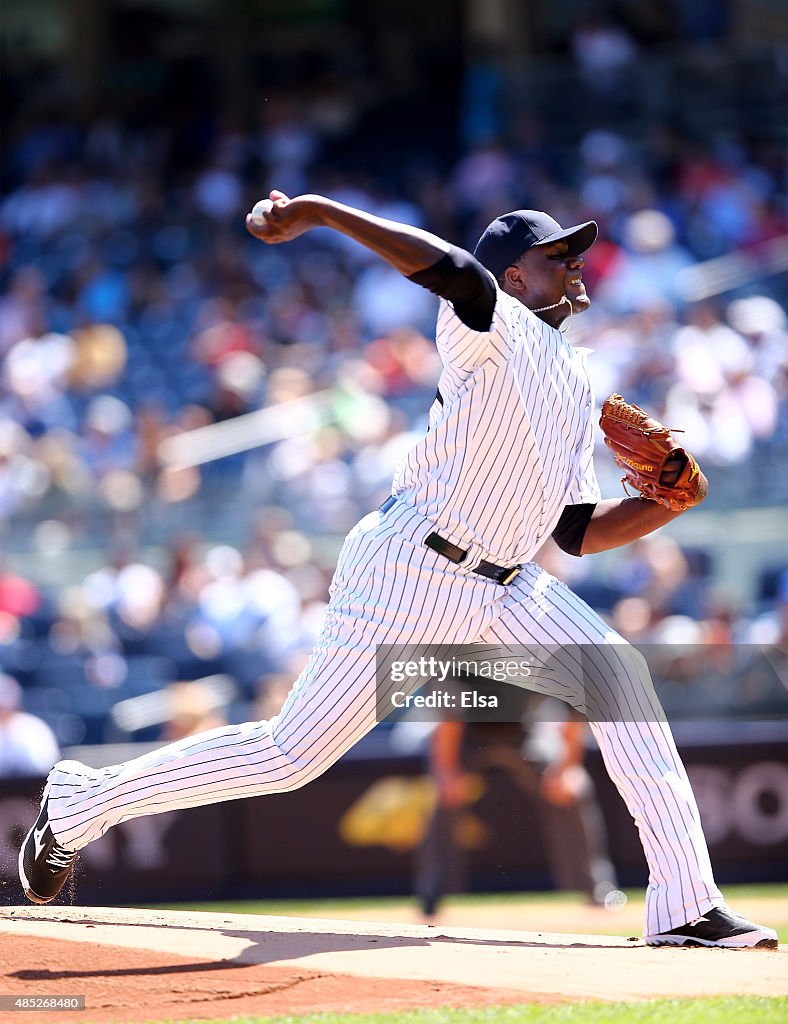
[604,633,650,678]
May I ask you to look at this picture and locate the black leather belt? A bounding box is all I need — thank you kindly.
[379,496,521,586]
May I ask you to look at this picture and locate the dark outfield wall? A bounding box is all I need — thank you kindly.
[1,729,786,905]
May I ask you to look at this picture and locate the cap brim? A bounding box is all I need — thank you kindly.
[534,220,598,256]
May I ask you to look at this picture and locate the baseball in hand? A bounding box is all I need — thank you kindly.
[250,199,273,226]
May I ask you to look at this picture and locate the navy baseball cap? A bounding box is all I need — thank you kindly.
[474,210,598,278]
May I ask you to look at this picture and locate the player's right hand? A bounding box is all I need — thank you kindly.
[245,189,324,243]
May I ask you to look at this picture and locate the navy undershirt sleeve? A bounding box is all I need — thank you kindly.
[408,245,497,332]
[551,503,597,557]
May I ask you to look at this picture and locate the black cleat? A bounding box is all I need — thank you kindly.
[646,905,778,949]
[18,786,78,904]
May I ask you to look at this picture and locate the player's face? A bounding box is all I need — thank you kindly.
[514,241,591,326]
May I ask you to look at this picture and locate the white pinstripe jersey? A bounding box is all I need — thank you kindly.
[392,288,600,565]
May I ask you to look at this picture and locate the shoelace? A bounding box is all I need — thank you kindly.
[46,844,77,870]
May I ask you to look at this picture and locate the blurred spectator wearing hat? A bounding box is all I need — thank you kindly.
[596,210,696,313]
[726,296,788,382]
[0,674,60,778]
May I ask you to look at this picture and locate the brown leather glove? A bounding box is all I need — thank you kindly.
[599,393,708,512]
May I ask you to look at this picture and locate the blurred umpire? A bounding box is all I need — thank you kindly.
[416,695,619,919]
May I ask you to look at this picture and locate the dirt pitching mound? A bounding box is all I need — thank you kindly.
[1,906,785,1023]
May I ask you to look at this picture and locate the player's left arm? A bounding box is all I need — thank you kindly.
[579,495,690,555]
[552,484,701,557]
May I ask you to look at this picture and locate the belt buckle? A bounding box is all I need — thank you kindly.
[500,566,520,586]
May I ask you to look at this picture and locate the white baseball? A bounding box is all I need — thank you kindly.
[603,889,628,912]
[250,199,273,226]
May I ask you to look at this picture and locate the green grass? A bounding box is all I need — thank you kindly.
[144,891,591,914]
[138,883,788,943]
[144,996,788,1024]
[142,882,788,916]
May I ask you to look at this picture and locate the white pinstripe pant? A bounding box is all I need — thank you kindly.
[47,501,721,934]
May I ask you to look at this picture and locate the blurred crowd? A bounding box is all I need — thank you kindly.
[1,60,787,773]
[1,512,786,770]
[1,92,787,538]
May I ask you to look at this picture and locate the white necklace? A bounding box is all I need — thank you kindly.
[532,295,573,332]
